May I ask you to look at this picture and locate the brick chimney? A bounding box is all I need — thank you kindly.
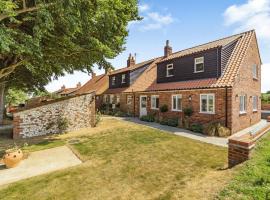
[77,82,81,88]
[164,40,172,57]
[105,67,112,74]
[61,85,66,90]
[127,53,135,67]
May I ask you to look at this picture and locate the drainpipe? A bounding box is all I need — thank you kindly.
[132,89,136,117]
[225,86,228,127]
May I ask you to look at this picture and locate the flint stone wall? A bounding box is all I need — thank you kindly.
[13,93,95,138]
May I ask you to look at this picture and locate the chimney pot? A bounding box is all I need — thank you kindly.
[61,85,66,90]
[164,40,172,57]
[91,72,96,78]
[77,82,81,88]
[127,53,136,67]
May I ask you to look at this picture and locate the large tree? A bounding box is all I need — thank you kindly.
[0,0,140,122]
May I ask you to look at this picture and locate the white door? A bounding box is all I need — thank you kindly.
[140,96,147,117]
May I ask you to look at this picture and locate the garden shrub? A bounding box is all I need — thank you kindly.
[190,123,203,133]
[160,104,168,113]
[95,111,102,126]
[167,118,178,127]
[57,117,69,133]
[140,114,155,122]
[183,107,193,117]
[203,122,231,137]
[159,119,168,125]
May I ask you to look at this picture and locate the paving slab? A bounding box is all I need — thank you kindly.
[0,146,81,186]
[106,116,228,147]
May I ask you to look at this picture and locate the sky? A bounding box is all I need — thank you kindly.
[45,0,270,92]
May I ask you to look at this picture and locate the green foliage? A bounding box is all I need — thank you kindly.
[0,0,140,91]
[203,122,230,137]
[5,88,29,106]
[262,93,270,103]
[159,118,178,127]
[219,132,270,199]
[159,104,168,113]
[190,123,203,133]
[183,107,193,117]
[267,91,270,94]
[57,117,69,133]
[140,114,155,122]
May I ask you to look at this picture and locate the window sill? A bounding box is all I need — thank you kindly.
[239,112,247,116]
[253,78,258,81]
[166,75,174,78]
[253,110,258,113]
[199,112,215,115]
[194,71,204,73]
[151,108,159,110]
[172,109,182,112]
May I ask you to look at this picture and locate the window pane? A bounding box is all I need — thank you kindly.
[177,97,182,110]
[208,95,214,112]
[201,95,207,112]
[173,96,176,110]
[156,97,159,109]
[196,63,204,72]
[151,97,155,108]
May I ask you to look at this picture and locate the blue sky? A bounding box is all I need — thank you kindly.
[46,0,270,92]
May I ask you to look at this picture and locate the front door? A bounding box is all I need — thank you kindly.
[140,95,147,117]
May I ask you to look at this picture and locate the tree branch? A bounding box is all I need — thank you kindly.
[0,60,26,80]
[0,6,40,21]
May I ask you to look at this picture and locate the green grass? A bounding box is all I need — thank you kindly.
[0,118,231,200]
[218,132,270,200]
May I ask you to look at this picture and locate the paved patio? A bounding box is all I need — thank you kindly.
[0,146,81,186]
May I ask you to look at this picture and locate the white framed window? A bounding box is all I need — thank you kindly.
[200,94,215,114]
[166,64,174,77]
[239,95,247,114]
[252,64,258,79]
[121,74,126,84]
[109,95,114,104]
[194,57,204,73]
[127,95,133,105]
[116,95,120,104]
[112,76,116,85]
[172,94,182,111]
[151,95,159,110]
[103,95,109,103]
[252,96,258,111]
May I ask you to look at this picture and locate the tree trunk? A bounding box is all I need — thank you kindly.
[0,82,6,125]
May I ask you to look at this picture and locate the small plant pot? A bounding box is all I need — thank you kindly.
[3,149,23,168]
[267,116,270,122]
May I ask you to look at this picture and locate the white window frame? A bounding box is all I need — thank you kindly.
[121,74,126,84]
[116,95,120,104]
[109,95,114,104]
[252,96,258,111]
[194,57,204,73]
[252,64,258,79]
[200,94,215,114]
[127,95,133,105]
[239,94,247,114]
[166,64,174,77]
[112,76,116,85]
[151,95,159,110]
[171,94,182,111]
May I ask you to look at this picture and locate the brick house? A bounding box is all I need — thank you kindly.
[103,30,261,135]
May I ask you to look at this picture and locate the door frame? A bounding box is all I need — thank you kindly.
[139,95,147,117]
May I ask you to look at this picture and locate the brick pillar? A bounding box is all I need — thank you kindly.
[13,115,22,139]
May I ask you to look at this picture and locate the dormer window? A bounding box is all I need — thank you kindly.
[194,57,204,73]
[112,76,116,85]
[121,74,126,84]
[166,64,174,77]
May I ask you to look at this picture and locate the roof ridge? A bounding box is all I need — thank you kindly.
[165,30,254,58]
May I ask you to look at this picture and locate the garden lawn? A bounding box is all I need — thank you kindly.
[0,118,233,200]
[218,132,270,200]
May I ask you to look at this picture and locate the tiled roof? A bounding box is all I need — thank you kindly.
[146,78,218,92]
[75,74,109,95]
[109,58,156,75]
[159,34,242,63]
[56,87,80,95]
[104,30,256,93]
[211,30,254,87]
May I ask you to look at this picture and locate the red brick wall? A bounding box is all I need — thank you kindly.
[262,103,270,110]
[133,88,232,131]
[231,34,261,134]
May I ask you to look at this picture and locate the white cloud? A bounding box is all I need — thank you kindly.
[139,4,149,12]
[224,0,270,40]
[129,4,175,31]
[262,63,270,92]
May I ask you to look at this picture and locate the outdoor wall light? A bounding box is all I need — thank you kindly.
[147,97,150,101]
[188,95,192,102]
[136,97,139,101]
